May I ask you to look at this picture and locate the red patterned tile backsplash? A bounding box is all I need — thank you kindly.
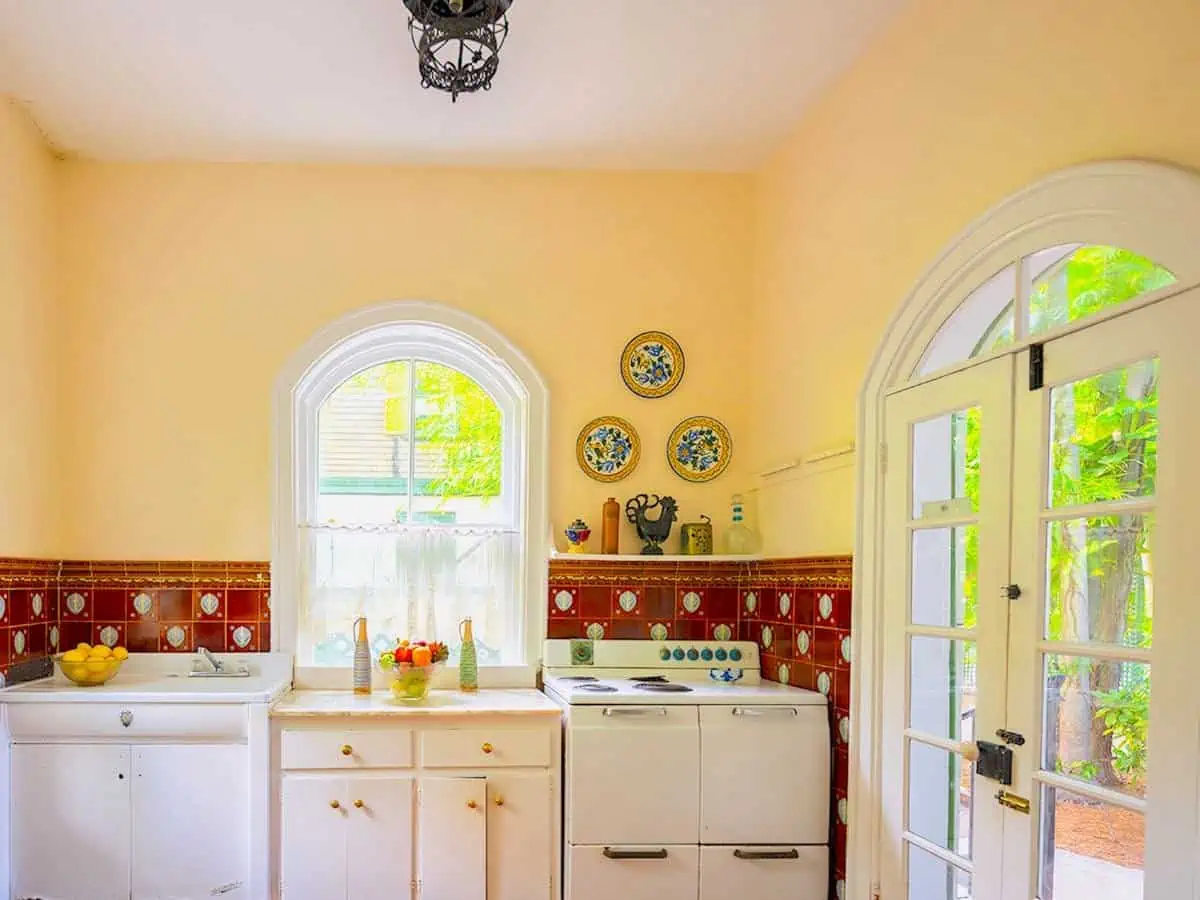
[547,554,853,900]
[0,557,272,689]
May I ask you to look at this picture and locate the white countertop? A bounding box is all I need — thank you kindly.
[0,653,293,704]
[271,688,562,718]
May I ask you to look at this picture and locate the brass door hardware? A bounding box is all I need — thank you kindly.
[995,790,1030,814]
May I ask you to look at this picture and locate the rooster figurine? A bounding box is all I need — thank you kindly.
[624,494,679,556]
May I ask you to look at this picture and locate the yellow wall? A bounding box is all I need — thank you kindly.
[57,163,753,558]
[750,0,1200,556]
[0,101,59,557]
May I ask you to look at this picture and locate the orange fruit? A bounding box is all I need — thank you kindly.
[411,646,432,667]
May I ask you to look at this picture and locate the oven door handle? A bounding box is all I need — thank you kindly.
[602,707,669,717]
[604,847,669,860]
[732,706,799,717]
[733,848,801,860]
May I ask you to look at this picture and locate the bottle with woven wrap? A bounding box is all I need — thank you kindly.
[458,617,478,693]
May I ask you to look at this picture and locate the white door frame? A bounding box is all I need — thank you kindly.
[849,160,1200,900]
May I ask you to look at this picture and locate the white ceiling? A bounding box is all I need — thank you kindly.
[0,0,904,172]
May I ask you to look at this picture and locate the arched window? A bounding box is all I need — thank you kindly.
[915,245,1176,378]
[272,302,549,684]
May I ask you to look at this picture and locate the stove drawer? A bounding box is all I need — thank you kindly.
[700,705,830,844]
[567,845,698,900]
[567,705,699,845]
[700,845,828,900]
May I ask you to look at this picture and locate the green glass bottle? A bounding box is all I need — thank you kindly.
[458,617,478,693]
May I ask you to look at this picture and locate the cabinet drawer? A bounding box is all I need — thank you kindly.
[281,728,413,770]
[421,727,551,768]
[6,703,246,741]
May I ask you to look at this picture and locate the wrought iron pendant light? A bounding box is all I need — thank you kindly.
[403,0,513,102]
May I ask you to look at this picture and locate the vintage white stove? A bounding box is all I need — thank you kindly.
[543,639,831,900]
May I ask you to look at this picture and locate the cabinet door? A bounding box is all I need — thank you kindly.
[11,743,132,900]
[699,705,830,844]
[347,776,415,899]
[487,772,554,900]
[567,844,698,900]
[699,845,829,900]
[131,744,249,900]
[281,775,347,900]
[419,777,487,899]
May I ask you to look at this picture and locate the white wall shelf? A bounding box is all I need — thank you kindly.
[549,553,761,562]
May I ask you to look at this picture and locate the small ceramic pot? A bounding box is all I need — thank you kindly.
[565,519,592,553]
[680,515,713,555]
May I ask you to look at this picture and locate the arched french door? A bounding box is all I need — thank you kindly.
[854,163,1200,900]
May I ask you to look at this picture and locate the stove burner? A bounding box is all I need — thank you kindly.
[558,676,599,682]
[575,683,618,693]
[633,682,693,693]
[629,675,669,683]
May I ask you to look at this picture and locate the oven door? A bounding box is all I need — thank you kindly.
[700,704,830,844]
[566,704,699,845]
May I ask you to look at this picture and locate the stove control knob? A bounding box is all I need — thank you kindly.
[729,648,743,662]
[686,648,699,661]
[672,647,685,661]
[715,648,728,661]
[700,648,713,661]
[659,647,671,661]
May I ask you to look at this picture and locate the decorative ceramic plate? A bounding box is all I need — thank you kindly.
[668,416,731,482]
[577,416,641,482]
[620,331,685,399]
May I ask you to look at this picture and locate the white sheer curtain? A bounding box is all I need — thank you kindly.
[298,524,520,667]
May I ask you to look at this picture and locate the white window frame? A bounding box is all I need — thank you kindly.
[851,161,1200,900]
[272,300,549,688]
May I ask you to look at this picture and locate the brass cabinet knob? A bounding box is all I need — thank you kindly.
[330,800,341,810]
[341,745,353,756]
[494,796,505,807]
[467,800,478,809]
[481,742,494,754]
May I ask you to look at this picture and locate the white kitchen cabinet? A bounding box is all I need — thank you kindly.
[348,776,416,899]
[699,705,830,844]
[132,744,248,900]
[699,845,829,900]
[487,771,554,900]
[11,743,132,900]
[281,774,415,900]
[567,844,699,900]
[419,777,488,899]
[281,775,348,900]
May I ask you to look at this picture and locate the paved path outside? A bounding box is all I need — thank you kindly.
[1052,849,1142,899]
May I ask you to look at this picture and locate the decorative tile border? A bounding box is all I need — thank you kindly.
[0,557,272,688]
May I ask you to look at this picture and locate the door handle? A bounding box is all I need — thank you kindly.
[603,848,669,860]
[603,707,668,717]
[732,707,799,717]
[734,848,801,860]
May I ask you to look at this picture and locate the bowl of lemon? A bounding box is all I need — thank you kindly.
[56,643,130,686]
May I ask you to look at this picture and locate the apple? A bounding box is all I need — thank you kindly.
[396,646,413,664]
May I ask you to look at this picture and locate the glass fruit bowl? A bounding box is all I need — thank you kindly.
[56,654,126,686]
[385,661,444,704]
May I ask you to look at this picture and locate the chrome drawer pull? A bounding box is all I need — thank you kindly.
[734,848,800,860]
[603,848,669,860]
[732,707,798,717]
[603,707,668,717]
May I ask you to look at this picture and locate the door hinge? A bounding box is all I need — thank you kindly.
[1001,583,1022,601]
[1029,342,1045,390]
[871,883,882,900]
[879,441,888,474]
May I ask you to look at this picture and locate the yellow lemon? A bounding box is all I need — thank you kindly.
[91,645,113,659]
[85,659,109,674]
[76,642,92,654]
[113,647,129,660]
[61,649,86,663]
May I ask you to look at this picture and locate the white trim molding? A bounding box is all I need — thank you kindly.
[271,299,550,681]
[849,160,1200,899]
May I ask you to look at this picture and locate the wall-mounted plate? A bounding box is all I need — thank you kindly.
[668,416,731,482]
[620,330,685,399]
[577,416,640,482]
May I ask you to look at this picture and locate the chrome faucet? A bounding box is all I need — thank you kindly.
[196,646,223,674]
